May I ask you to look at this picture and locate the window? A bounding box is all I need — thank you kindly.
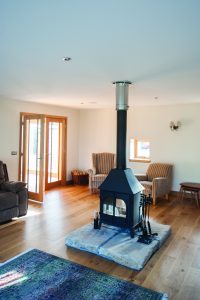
[129,139,151,162]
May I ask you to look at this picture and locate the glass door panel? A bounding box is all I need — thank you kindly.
[48,122,59,183]
[115,199,126,218]
[21,114,45,202]
[25,118,41,193]
[45,117,66,190]
[103,197,114,215]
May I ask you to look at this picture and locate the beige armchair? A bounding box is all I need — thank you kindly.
[135,163,173,205]
[88,153,115,193]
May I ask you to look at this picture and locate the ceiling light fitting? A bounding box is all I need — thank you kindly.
[62,57,72,62]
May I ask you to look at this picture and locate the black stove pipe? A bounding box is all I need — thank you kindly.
[116,110,127,169]
[113,81,132,170]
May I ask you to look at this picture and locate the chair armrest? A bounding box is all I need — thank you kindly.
[18,189,28,216]
[135,174,148,181]
[88,169,93,176]
[152,177,169,197]
[0,181,27,193]
[88,169,97,176]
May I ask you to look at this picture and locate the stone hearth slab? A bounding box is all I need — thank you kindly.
[65,222,171,270]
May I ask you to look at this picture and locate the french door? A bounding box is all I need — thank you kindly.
[19,114,45,201]
[45,117,66,190]
[19,113,67,202]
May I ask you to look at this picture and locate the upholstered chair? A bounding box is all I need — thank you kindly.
[88,153,115,193]
[135,163,173,205]
[0,161,28,223]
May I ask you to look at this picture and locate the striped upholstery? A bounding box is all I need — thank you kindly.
[88,153,115,192]
[147,163,172,182]
[93,153,115,174]
[135,163,173,205]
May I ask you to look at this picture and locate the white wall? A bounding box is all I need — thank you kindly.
[1,98,199,191]
[0,98,79,180]
[78,109,116,170]
[78,104,200,191]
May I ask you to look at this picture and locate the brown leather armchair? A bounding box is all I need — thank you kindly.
[0,161,28,223]
[135,163,173,205]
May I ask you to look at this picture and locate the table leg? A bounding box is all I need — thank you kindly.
[197,191,200,207]
[178,186,183,201]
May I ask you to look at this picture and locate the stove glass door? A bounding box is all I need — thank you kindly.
[115,199,126,218]
[103,197,114,215]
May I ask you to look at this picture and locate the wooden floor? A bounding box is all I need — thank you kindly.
[1,185,200,300]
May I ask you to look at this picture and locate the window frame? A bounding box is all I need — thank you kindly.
[129,138,151,163]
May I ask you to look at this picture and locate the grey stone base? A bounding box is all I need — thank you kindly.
[66,221,171,270]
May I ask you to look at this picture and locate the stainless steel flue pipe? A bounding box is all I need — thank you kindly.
[113,81,132,170]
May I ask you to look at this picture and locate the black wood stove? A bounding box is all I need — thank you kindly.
[97,81,144,237]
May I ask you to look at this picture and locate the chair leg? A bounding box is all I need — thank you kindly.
[152,196,156,205]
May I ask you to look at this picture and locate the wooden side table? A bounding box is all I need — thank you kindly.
[71,170,89,185]
[179,182,200,207]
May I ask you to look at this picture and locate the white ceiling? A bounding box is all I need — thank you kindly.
[1,0,200,109]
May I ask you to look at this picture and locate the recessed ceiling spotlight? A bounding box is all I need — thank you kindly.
[80,102,84,104]
[154,96,158,100]
[62,57,72,62]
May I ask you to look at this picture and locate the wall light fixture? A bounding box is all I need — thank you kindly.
[170,121,181,131]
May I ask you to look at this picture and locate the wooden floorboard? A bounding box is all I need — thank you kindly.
[0,185,200,299]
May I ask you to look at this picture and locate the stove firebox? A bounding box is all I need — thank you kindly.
[99,169,143,237]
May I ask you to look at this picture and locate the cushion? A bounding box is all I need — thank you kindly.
[0,181,27,192]
[140,181,152,196]
[0,192,18,210]
[91,174,107,182]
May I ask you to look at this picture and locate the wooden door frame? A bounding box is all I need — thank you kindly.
[45,116,67,190]
[19,113,45,202]
[19,112,67,200]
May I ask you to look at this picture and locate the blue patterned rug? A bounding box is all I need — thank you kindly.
[0,249,167,299]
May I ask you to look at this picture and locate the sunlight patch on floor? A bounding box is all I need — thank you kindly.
[0,270,28,289]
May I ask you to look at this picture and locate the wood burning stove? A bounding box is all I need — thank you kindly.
[97,81,144,237]
[99,169,143,237]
